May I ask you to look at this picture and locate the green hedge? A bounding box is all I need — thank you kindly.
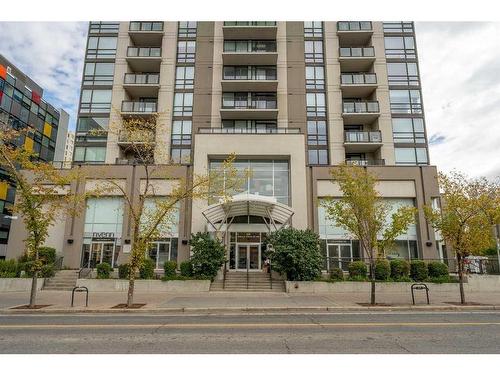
[164,261,177,277]
[140,258,155,279]
[96,263,112,279]
[374,259,390,280]
[390,259,410,280]
[428,261,449,278]
[38,247,56,265]
[410,260,428,282]
[348,261,367,279]
[118,264,130,279]
[0,259,19,278]
[329,268,344,281]
[180,261,193,277]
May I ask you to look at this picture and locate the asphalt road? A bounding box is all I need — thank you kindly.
[0,311,499,354]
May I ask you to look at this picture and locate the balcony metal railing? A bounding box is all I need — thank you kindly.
[124,73,159,85]
[343,101,380,114]
[222,100,277,110]
[121,101,157,113]
[198,127,300,134]
[224,21,277,26]
[127,47,161,57]
[345,159,385,166]
[129,21,164,32]
[339,47,375,57]
[344,131,382,143]
[337,21,373,31]
[223,41,277,53]
[118,130,156,143]
[341,73,377,85]
[223,67,277,80]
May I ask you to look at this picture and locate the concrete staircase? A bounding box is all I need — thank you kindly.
[211,271,285,292]
[43,270,79,291]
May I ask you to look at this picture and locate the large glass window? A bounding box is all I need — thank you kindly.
[387,62,419,86]
[77,117,109,133]
[394,147,428,165]
[383,22,414,33]
[177,41,196,63]
[384,36,416,59]
[307,120,327,146]
[175,66,195,89]
[86,36,117,59]
[178,21,197,38]
[83,62,115,86]
[392,118,425,144]
[389,89,422,114]
[304,21,323,38]
[84,197,123,237]
[305,40,324,63]
[80,89,112,113]
[173,92,193,116]
[306,92,326,117]
[74,146,106,163]
[305,66,325,90]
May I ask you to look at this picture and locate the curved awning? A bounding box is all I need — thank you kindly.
[202,193,294,231]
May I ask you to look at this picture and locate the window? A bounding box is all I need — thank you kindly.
[305,40,324,63]
[173,92,193,116]
[223,40,276,53]
[77,117,109,133]
[170,148,191,164]
[304,21,323,38]
[384,36,416,59]
[178,21,197,38]
[387,62,419,86]
[394,147,428,165]
[223,66,276,80]
[383,22,414,33]
[84,197,123,236]
[177,41,196,63]
[171,120,192,146]
[89,22,120,34]
[308,149,328,165]
[83,62,115,85]
[129,21,163,31]
[80,89,112,113]
[175,66,195,89]
[307,120,327,146]
[392,118,425,144]
[74,146,106,163]
[306,92,326,117]
[86,36,117,59]
[305,66,325,89]
[389,89,422,114]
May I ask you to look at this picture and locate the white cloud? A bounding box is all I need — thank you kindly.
[416,22,500,179]
[0,22,87,132]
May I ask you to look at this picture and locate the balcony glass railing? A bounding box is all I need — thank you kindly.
[339,47,375,57]
[343,101,380,114]
[344,131,382,143]
[199,127,300,134]
[223,67,277,80]
[224,21,276,26]
[223,41,277,53]
[341,73,377,85]
[124,73,160,85]
[118,130,156,143]
[222,100,277,110]
[337,21,373,31]
[345,159,385,166]
[121,101,157,113]
[129,21,164,32]
[127,47,161,57]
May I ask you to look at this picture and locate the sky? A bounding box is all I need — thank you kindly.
[0,21,498,179]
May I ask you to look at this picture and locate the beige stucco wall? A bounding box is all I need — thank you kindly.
[317,180,416,197]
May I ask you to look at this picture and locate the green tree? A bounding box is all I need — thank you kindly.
[267,227,323,281]
[190,232,226,280]
[424,171,499,304]
[321,164,416,305]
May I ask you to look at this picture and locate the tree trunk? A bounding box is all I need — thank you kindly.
[28,271,38,308]
[369,258,376,305]
[457,255,466,304]
[127,271,135,307]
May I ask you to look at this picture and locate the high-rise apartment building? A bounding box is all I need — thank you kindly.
[0,54,67,259]
[7,22,445,271]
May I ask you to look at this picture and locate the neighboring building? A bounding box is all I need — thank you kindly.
[54,109,70,162]
[62,131,75,164]
[7,22,446,270]
[0,54,64,259]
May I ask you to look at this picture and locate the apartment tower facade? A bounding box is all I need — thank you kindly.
[6,21,446,272]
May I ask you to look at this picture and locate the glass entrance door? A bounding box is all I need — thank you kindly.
[88,242,116,268]
[236,244,261,271]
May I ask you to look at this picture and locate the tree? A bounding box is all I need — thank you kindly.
[267,227,323,281]
[92,115,243,307]
[424,171,499,304]
[321,164,417,305]
[0,125,86,308]
[189,232,226,280]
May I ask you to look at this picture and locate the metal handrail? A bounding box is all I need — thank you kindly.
[246,264,249,289]
[223,261,227,289]
[78,267,91,279]
[53,256,64,271]
[344,131,382,143]
[269,260,273,289]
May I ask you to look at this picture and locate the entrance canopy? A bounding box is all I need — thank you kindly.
[202,193,294,232]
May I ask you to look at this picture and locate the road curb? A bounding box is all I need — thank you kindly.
[1,304,499,314]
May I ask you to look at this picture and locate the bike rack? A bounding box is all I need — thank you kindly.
[411,283,430,305]
[71,286,89,307]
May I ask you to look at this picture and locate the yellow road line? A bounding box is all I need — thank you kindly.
[0,322,499,329]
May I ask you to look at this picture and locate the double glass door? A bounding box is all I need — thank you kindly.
[327,243,353,271]
[88,242,116,268]
[236,244,260,271]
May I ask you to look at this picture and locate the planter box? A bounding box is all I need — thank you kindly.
[76,279,210,292]
[0,278,45,292]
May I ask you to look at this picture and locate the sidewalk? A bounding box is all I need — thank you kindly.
[1,289,499,313]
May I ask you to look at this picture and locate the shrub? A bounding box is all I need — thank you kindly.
[390,259,410,280]
[410,260,428,281]
[118,263,130,279]
[38,247,56,265]
[428,261,449,278]
[180,260,193,277]
[139,258,155,279]
[0,259,19,278]
[96,263,112,279]
[190,232,226,280]
[348,261,367,278]
[429,275,452,284]
[329,267,344,281]
[40,264,55,278]
[164,261,177,277]
[267,228,323,281]
[374,259,390,281]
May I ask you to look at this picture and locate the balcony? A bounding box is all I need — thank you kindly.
[220,95,278,120]
[123,73,160,97]
[221,66,278,92]
[342,100,380,125]
[223,21,277,40]
[121,101,157,116]
[222,41,277,65]
[340,73,377,97]
[126,47,162,72]
[339,47,375,71]
[337,21,373,44]
[198,127,300,134]
[128,22,164,45]
[345,159,385,166]
[117,130,156,148]
[344,131,382,152]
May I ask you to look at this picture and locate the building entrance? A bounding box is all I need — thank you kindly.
[228,231,266,271]
[81,241,116,268]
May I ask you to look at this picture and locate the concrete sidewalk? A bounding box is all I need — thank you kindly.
[1,289,499,313]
